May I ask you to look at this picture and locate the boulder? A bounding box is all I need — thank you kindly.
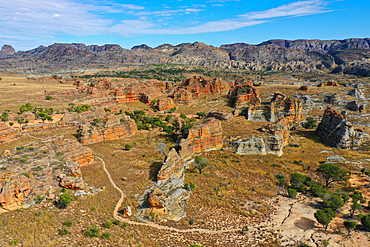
[316,106,369,148]
[345,100,360,111]
[298,85,309,91]
[324,93,341,106]
[348,89,365,100]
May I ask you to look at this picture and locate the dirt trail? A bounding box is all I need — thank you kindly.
[96,156,241,235]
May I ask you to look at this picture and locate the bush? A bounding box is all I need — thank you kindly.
[103,220,113,228]
[86,224,100,238]
[287,188,297,198]
[121,223,128,229]
[361,215,370,231]
[60,226,71,235]
[302,117,318,129]
[180,113,187,119]
[125,144,132,151]
[196,112,206,118]
[45,95,53,100]
[310,182,326,197]
[113,219,120,225]
[60,193,72,208]
[101,232,112,239]
[64,219,73,227]
[290,173,307,192]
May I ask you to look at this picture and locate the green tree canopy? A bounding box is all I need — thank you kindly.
[316,163,348,187]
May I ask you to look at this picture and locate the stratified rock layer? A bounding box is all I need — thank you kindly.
[0,136,94,211]
[78,114,137,144]
[179,118,223,163]
[316,107,369,148]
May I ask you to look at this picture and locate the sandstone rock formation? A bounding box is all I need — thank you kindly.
[136,148,189,221]
[78,114,137,144]
[317,81,339,87]
[240,92,302,123]
[206,111,232,121]
[0,136,94,211]
[156,98,177,112]
[228,117,290,156]
[0,123,19,143]
[228,83,261,109]
[178,118,223,163]
[171,76,234,104]
[316,107,369,148]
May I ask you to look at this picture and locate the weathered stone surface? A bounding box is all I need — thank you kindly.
[156,97,177,112]
[0,45,15,59]
[0,123,19,143]
[206,111,232,121]
[228,83,261,109]
[324,93,341,106]
[316,106,369,148]
[157,148,184,181]
[241,92,302,123]
[298,85,309,91]
[0,136,94,211]
[345,100,360,111]
[171,76,234,104]
[317,81,339,87]
[136,148,189,222]
[179,118,223,163]
[348,89,365,100]
[78,114,137,144]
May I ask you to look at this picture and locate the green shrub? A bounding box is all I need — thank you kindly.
[113,220,120,226]
[45,95,53,100]
[34,195,43,204]
[302,117,318,129]
[60,193,72,208]
[86,224,100,238]
[125,144,132,151]
[103,220,113,228]
[23,173,30,178]
[287,188,297,198]
[101,232,112,239]
[290,173,307,192]
[60,226,71,235]
[121,223,128,229]
[64,219,73,227]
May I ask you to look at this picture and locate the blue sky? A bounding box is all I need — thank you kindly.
[0,0,369,51]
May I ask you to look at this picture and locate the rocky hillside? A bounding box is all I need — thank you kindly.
[0,38,369,75]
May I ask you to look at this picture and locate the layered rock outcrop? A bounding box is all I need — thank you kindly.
[316,107,369,148]
[136,148,189,221]
[240,92,302,123]
[178,118,223,163]
[156,98,177,112]
[228,117,290,156]
[171,76,234,104]
[206,111,232,121]
[228,83,261,109]
[0,123,19,143]
[78,114,137,144]
[0,136,94,211]
[76,78,164,104]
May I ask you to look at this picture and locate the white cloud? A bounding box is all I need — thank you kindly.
[0,0,331,49]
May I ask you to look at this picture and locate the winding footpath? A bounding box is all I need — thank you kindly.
[96,156,242,235]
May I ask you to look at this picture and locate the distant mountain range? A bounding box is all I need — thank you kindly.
[0,38,369,76]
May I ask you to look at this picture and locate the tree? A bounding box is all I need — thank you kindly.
[336,190,350,203]
[59,193,72,208]
[316,163,348,187]
[302,117,318,129]
[350,202,362,218]
[287,188,297,198]
[290,173,307,192]
[321,193,344,211]
[361,215,370,231]
[344,220,356,237]
[196,112,206,118]
[193,156,209,174]
[17,118,24,128]
[314,209,332,231]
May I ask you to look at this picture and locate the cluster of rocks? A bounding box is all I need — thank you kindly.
[237,91,302,123]
[170,76,234,104]
[316,106,369,148]
[78,114,138,144]
[136,119,223,221]
[0,135,94,211]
